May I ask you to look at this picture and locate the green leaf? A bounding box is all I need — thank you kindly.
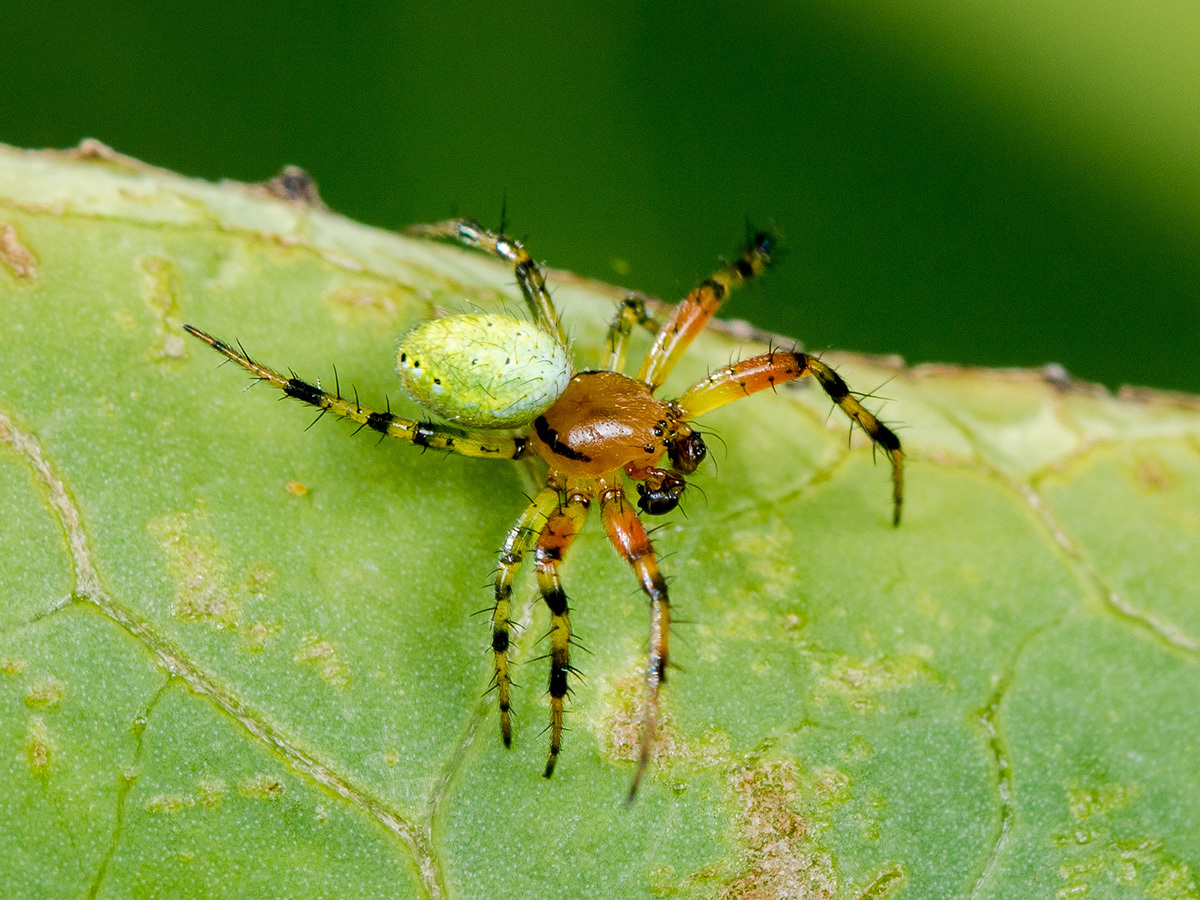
[2,143,1198,899]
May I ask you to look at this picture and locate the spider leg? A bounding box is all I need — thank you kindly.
[637,231,774,391]
[597,475,670,801]
[674,350,904,525]
[534,479,592,778]
[407,219,567,347]
[184,325,528,461]
[492,486,563,746]
[602,293,661,373]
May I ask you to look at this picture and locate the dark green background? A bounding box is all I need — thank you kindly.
[5,1,1198,392]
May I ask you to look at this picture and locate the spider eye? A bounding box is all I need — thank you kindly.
[668,432,708,474]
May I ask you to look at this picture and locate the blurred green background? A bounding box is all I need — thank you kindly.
[4,0,1198,392]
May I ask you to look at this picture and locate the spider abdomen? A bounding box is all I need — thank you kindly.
[397,313,573,428]
[529,371,672,477]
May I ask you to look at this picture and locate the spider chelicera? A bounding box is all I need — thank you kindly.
[184,219,903,799]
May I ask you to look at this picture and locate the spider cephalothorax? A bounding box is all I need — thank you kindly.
[184,218,903,799]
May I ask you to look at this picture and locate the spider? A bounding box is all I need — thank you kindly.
[183,219,903,799]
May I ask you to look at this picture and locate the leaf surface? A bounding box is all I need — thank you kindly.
[1,144,1198,899]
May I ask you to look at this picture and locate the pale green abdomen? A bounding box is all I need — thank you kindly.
[396,313,573,429]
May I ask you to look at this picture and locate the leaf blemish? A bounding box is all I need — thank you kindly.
[197,778,227,808]
[594,672,678,766]
[145,793,193,814]
[328,284,409,320]
[24,678,65,708]
[149,508,241,630]
[243,620,282,652]
[239,773,285,801]
[244,561,278,597]
[295,633,350,688]
[0,222,37,280]
[1130,454,1180,494]
[713,757,903,900]
[139,256,187,363]
[812,653,935,713]
[1052,781,1196,898]
[721,758,839,900]
[25,717,51,778]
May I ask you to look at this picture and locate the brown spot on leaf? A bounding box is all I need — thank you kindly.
[1,658,29,676]
[243,620,281,653]
[595,672,679,765]
[26,718,51,778]
[594,670,902,898]
[0,223,37,280]
[295,633,351,688]
[139,256,188,364]
[149,508,240,630]
[145,793,193,814]
[713,759,905,899]
[1130,455,1179,494]
[24,678,64,708]
[719,758,838,900]
[239,773,285,800]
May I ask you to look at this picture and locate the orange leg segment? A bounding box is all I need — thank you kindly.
[675,351,904,525]
[534,482,592,778]
[637,232,774,391]
[598,476,671,801]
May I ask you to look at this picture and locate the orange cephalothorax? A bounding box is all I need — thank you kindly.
[528,370,674,477]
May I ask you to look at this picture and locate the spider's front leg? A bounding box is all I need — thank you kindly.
[676,350,904,525]
[598,475,670,801]
[638,230,775,391]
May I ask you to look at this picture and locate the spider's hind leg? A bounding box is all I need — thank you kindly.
[183,325,528,461]
[492,487,563,746]
[407,219,566,347]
